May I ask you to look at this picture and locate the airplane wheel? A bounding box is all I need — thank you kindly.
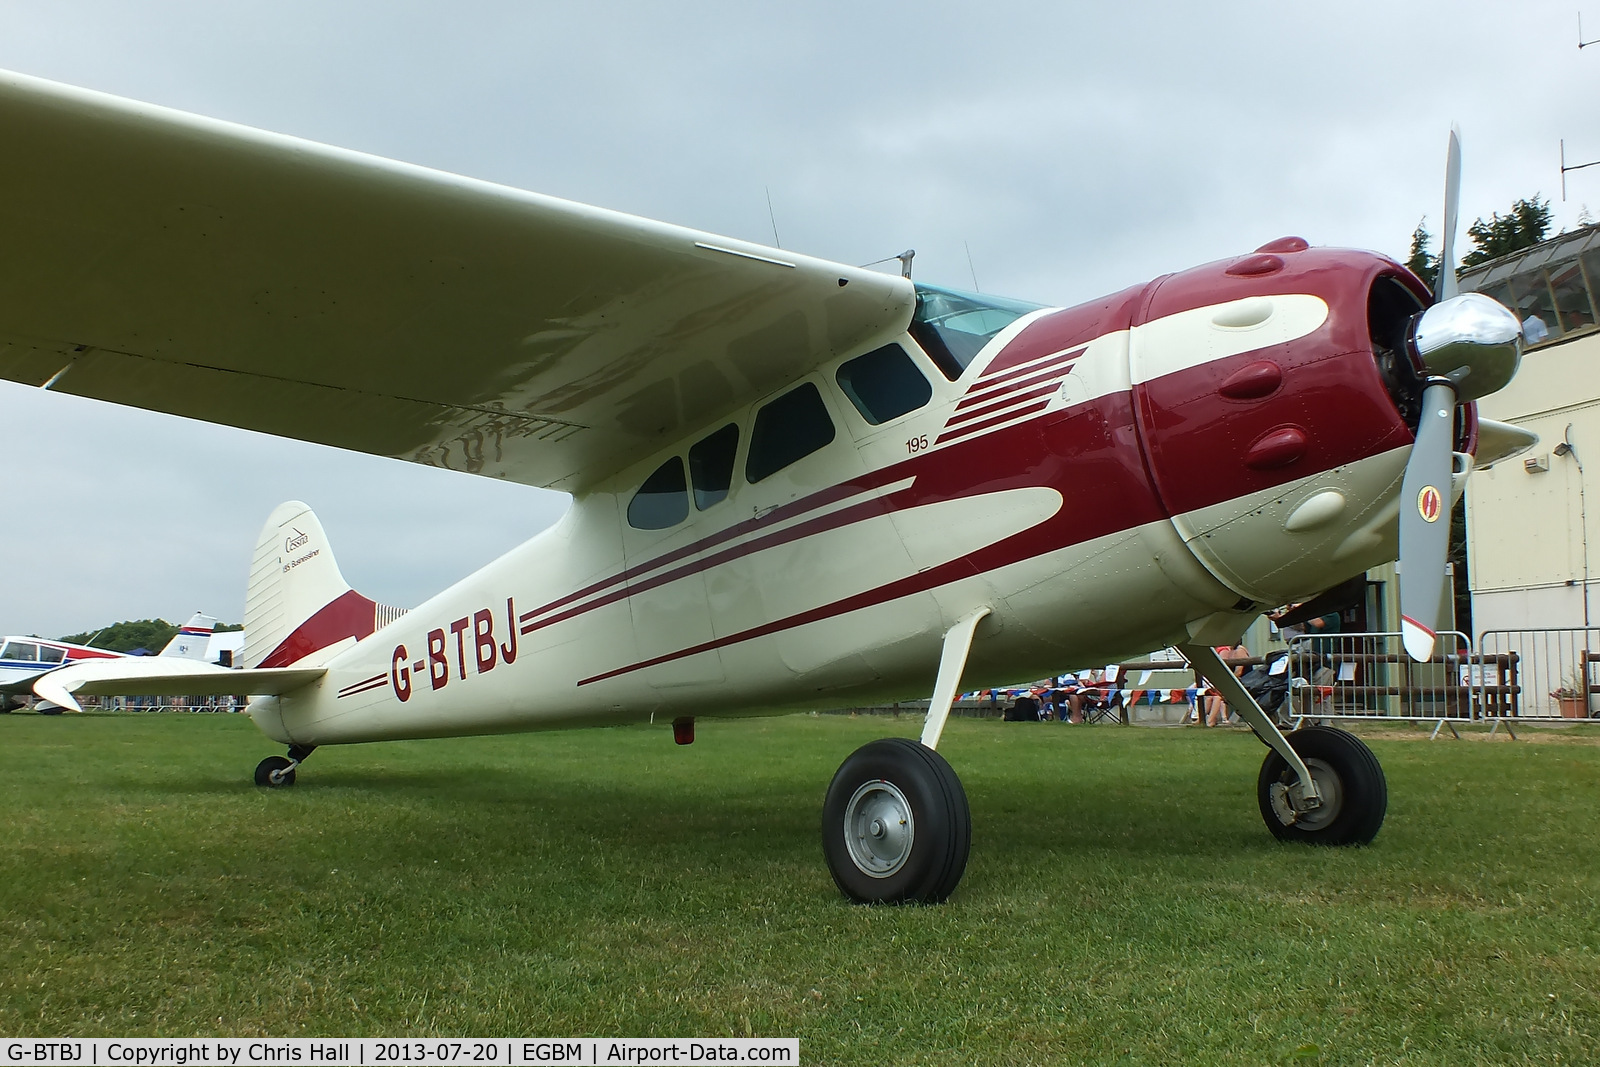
[1257,726,1386,845]
[254,755,297,788]
[34,704,63,715]
[822,737,970,904]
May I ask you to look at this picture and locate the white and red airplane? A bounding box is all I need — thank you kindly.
[0,71,1536,903]
[0,612,220,711]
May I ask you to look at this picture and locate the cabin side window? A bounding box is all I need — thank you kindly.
[38,646,65,664]
[835,344,932,425]
[689,424,739,510]
[626,456,690,530]
[746,382,836,483]
[1,641,40,662]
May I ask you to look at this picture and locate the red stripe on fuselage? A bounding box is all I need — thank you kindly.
[958,349,1084,408]
[945,383,1061,428]
[577,248,1421,683]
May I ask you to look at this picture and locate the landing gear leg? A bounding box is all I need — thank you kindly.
[823,609,987,904]
[1179,642,1386,844]
[254,744,316,788]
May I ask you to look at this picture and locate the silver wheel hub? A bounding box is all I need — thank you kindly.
[843,779,914,878]
[1270,757,1343,831]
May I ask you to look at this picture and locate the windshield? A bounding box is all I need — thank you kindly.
[910,284,1046,380]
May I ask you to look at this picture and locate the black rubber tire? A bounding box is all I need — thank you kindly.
[1257,725,1386,845]
[822,737,971,904]
[34,704,63,715]
[254,755,296,788]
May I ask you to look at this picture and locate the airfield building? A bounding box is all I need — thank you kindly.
[1461,223,1600,635]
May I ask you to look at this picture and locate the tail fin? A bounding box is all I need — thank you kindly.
[158,612,218,660]
[243,501,406,669]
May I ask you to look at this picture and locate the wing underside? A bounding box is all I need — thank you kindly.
[0,70,914,490]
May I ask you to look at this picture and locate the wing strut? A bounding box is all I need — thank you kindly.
[919,608,992,750]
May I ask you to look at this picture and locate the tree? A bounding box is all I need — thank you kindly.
[1460,196,1553,268]
[58,619,178,653]
[1405,217,1438,291]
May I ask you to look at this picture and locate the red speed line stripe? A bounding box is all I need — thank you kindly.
[520,491,907,638]
[516,478,886,629]
[338,677,389,699]
[944,382,1061,429]
[956,360,1078,412]
[578,552,987,687]
[338,672,387,696]
[935,399,1052,445]
[967,345,1084,394]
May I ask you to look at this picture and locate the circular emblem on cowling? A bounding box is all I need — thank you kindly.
[1417,485,1444,523]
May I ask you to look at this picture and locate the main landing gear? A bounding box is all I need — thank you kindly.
[254,744,316,788]
[822,609,987,905]
[1180,643,1387,846]
[1257,725,1387,844]
[822,737,970,904]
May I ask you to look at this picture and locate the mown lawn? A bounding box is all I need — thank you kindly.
[1,711,1597,1064]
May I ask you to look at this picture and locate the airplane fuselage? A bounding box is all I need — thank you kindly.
[249,243,1452,746]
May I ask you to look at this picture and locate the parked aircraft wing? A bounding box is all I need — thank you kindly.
[32,659,325,713]
[0,69,913,491]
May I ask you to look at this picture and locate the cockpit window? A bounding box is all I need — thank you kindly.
[627,456,690,531]
[909,284,1045,380]
[836,344,932,425]
[689,424,739,511]
[746,382,836,483]
[38,645,65,664]
[1,641,40,662]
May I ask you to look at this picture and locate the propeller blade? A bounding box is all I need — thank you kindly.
[1398,380,1458,661]
[1436,126,1462,301]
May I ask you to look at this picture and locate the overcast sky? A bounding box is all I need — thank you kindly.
[1,0,1594,639]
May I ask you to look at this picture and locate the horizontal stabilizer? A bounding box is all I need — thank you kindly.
[32,659,324,713]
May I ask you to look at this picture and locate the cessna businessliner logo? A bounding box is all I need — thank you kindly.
[282,527,319,574]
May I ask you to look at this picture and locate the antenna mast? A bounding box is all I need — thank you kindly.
[1562,17,1600,199]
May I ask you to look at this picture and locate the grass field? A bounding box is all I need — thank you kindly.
[2,711,1598,1064]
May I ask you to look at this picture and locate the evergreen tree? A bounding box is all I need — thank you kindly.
[59,618,178,653]
[1460,196,1553,267]
[1405,217,1438,291]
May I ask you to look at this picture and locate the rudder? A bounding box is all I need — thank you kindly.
[243,501,405,668]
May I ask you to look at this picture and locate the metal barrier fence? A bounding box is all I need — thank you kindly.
[1477,627,1600,722]
[1287,630,1492,737]
[84,695,246,713]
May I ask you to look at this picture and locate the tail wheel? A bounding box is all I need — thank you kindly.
[1257,725,1386,845]
[254,755,297,788]
[822,737,970,904]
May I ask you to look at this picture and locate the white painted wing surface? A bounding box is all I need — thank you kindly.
[32,658,325,713]
[0,69,913,491]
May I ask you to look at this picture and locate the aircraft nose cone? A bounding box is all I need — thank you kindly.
[1411,292,1522,401]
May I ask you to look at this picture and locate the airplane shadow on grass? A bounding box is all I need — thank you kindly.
[111,752,1289,883]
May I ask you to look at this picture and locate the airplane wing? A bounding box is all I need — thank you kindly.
[0,69,914,491]
[32,658,325,713]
